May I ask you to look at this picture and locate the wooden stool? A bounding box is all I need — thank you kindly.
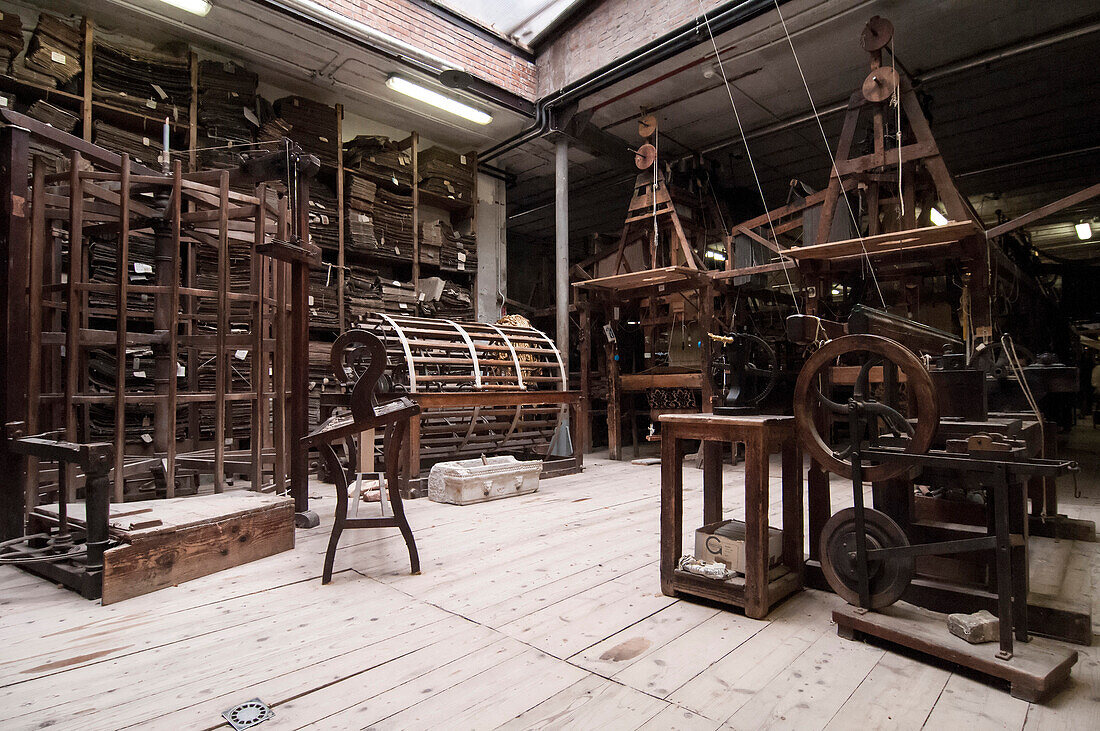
[658,413,802,618]
[303,331,420,584]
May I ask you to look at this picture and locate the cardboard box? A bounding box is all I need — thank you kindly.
[695,519,783,574]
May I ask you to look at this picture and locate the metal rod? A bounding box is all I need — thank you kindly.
[554,138,570,373]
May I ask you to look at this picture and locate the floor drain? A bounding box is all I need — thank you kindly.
[222,699,274,730]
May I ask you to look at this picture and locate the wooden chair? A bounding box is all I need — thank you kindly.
[303,330,420,584]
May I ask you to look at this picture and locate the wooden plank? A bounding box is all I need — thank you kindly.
[498,675,671,730]
[824,650,950,730]
[833,602,1078,701]
[923,672,1030,729]
[620,372,703,391]
[787,221,979,261]
[100,498,294,604]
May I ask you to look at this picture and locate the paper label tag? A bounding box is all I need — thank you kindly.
[177,364,186,376]
[457,251,466,262]
[319,136,328,143]
[457,262,464,270]
[398,303,407,309]
[0,97,7,108]
[151,83,168,100]
[133,357,140,371]
[134,370,146,378]
[358,214,368,223]
[418,292,425,301]
[320,214,329,225]
[146,99,157,109]
[142,137,150,147]
[234,349,247,360]
[460,155,467,165]
[141,433,153,444]
[394,246,401,255]
[242,106,259,126]
[134,262,153,274]
[392,280,401,287]
[51,51,66,65]
[224,61,234,73]
[308,296,314,306]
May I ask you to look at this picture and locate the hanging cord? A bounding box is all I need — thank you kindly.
[771,0,887,310]
[651,126,660,262]
[695,1,800,314]
[1001,334,1044,458]
[891,39,903,218]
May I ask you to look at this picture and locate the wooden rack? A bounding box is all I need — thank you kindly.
[5,110,295,522]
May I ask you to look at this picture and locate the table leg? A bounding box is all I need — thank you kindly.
[702,440,722,524]
[807,460,831,562]
[781,435,803,576]
[660,431,683,597]
[744,433,770,618]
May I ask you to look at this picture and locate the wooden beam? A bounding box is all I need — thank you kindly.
[985,183,1100,240]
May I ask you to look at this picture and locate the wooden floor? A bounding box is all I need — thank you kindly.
[1,435,1098,730]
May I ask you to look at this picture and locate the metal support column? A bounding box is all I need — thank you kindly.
[554,139,569,371]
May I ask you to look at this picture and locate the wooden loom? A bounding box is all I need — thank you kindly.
[1,108,306,532]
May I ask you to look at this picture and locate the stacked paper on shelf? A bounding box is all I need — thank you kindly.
[92,36,191,124]
[26,14,81,86]
[273,95,338,168]
[26,100,79,133]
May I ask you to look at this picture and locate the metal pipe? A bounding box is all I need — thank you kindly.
[555,138,570,372]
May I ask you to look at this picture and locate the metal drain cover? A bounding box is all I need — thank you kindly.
[222,699,274,730]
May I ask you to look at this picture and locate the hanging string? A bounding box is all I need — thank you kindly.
[695,1,800,314]
[771,0,887,310]
[891,39,903,219]
[653,126,659,262]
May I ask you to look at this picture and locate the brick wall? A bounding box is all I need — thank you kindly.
[535,0,726,97]
[317,0,537,100]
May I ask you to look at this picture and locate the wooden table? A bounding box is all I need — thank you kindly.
[658,413,803,618]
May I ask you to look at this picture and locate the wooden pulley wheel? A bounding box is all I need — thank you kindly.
[861,66,899,103]
[793,334,939,481]
[820,507,913,609]
[638,114,657,138]
[860,15,894,52]
[635,143,657,170]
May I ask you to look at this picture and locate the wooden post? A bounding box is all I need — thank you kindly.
[578,290,591,454]
[743,430,770,618]
[26,156,46,513]
[64,151,83,503]
[290,171,312,515]
[272,197,289,493]
[188,52,198,172]
[335,104,345,331]
[0,126,30,539]
[251,183,267,490]
[214,171,230,491]
[700,282,714,412]
[81,19,93,143]
[113,155,131,502]
[166,161,182,497]
[659,429,684,596]
[411,131,420,288]
[605,304,620,461]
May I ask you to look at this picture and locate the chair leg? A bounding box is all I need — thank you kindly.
[321,443,348,585]
[386,421,420,575]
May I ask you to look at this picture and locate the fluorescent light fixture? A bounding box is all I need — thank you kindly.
[1076,222,1092,240]
[155,0,212,16]
[704,249,726,262]
[929,206,948,227]
[386,76,492,125]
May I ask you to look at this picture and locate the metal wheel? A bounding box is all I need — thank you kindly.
[794,334,938,481]
[820,507,913,609]
[710,333,779,408]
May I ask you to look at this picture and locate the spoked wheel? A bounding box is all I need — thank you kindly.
[794,334,938,481]
[820,507,913,609]
[710,333,779,408]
